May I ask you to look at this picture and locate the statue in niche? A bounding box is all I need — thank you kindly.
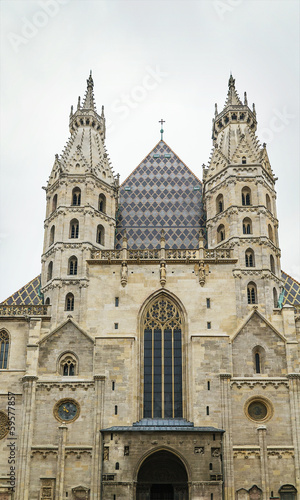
[160,262,166,287]
[121,261,128,287]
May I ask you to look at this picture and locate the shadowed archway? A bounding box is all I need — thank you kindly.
[136,450,188,500]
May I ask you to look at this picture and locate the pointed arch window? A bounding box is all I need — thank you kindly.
[59,353,78,376]
[70,219,79,239]
[216,194,224,214]
[96,224,105,245]
[47,261,53,281]
[65,293,74,311]
[270,255,275,274]
[245,248,255,267]
[98,194,106,213]
[72,187,81,206]
[45,297,50,305]
[0,331,9,369]
[143,295,183,419]
[252,346,265,374]
[268,224,274,242]
[243,217,252,234]
[49,225,55,246]
[273,288,278,308]
[68,256,78,275]
[242,156,247,164]
[217,224,225,243]
[242,187,251,206]
[247,282,257,304]
[52,194,58,212]
[266,193,272,212]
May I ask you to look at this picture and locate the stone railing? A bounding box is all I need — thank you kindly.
[90,247,234,262]
[0,305,50,317]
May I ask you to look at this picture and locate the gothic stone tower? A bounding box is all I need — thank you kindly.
[203,75,282,318]
[41,73,119,325]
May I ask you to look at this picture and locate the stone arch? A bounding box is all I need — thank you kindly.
[135,448,190,500]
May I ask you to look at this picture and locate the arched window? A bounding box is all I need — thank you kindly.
[65,293,74,311]
[68,256,78,275]
[266,193,271,212]
[270,255,275,273]
[45,297,50,305]
[216,194,224,214]
[268,224,274,242]
[143,295,183,419]
[59,353,78,376]
[98,194,106,213]
[0,330,9,369]
[242,156,247,164]
[96,224,105,245]
[49,225,55,246]
[243,217,252,234]
[252,346,265,374]
[72,187,81,206]
[47,261,53,281]
[247,282,257,304]
[52,194,58,212]
[217,224,225,243]
[273,288,278,308]
[245,248,255,267]
[279,485,297,500]
[70,219,79,239]
[242,187,251,206]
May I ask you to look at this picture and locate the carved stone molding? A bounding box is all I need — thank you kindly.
[267,448,294,459]
[233,448,260,459]
[31,449,58,459]
[36,381,94,392]
[231,378,288,389]
[65,449,92,458]
[287,373,300,379]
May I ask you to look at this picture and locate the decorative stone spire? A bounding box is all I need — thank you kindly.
[223,73,243,107]
[82,71,96,111]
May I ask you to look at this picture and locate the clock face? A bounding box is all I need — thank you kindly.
[54,399,80,423]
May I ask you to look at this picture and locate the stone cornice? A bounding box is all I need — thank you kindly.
[46,172,118,196]
[233,269,283,286]
[231,377,289,389]
[36,380,94,391]
[44,205,116,226]
[206,205,278,226]
[204,165,275,190]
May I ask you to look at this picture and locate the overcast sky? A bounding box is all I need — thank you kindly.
[0,0,299,302]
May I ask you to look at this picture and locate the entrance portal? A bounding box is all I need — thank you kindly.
[137,450,188,500]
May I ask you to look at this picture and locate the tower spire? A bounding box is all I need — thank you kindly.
[82,70,96,110]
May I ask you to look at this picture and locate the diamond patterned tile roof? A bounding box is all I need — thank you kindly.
[1,275,42,305]
[281,272,300,307]
[115,141,205,249]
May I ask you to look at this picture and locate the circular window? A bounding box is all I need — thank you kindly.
[0,411,9,439]
[53,399,80,423]
[245,397,273,423]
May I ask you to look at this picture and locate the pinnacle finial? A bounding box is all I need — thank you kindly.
[244,92,248,105]
[87,70,94,89]
[77,96,81,110]
[159,118,165,140]
[215,103,218,117]
[228,74,235,89]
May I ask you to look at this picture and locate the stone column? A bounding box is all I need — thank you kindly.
[287,374,300,496]
[257,426,269,500]
[55,424,68,500]
[220,374,234,500]
[15,375,38,500]
[91,375,105,500]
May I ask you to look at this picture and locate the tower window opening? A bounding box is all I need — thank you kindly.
[242,187,251,206]
[245,248,255,267]
[268,224,274,242]
[216,194,224,214]
[207,322,211,329]
[47,261,53,281]
[273,288,278,308]
[45,297,50,305]
[243,217,252,234]
[242,156,247,164]
[68,256,78,275]
[270,255,275,274]
[115,462,119,470]
[217,224,225,243]
[207,381,210,390]
[252,347,265,374]
[115,405,118,415]
[49,225,55,246]
[115,297,119,307]
[247,282,257,304]
[65,293,74,311]
[266,193,272,212]
[255,352,261,373]
[72,187,81,206]
[0,330,9,369]
[70,219,79,239]
[209,463,213,470]
[232,113,237,120]
[206,406,210,415]
[52,194,58,212]
[206,298,211,308]
[96,224,105,245]
[98,194,106,213]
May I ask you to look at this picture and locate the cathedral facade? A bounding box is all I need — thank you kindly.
[0,74,299,500]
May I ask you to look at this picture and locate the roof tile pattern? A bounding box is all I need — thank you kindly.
[115,141,205,249]
[1,275,42,305]
[281,272,300,306]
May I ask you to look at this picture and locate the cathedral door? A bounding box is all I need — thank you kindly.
[136,450,188,500]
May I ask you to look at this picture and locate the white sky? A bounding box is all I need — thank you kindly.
[0,0,299,302]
